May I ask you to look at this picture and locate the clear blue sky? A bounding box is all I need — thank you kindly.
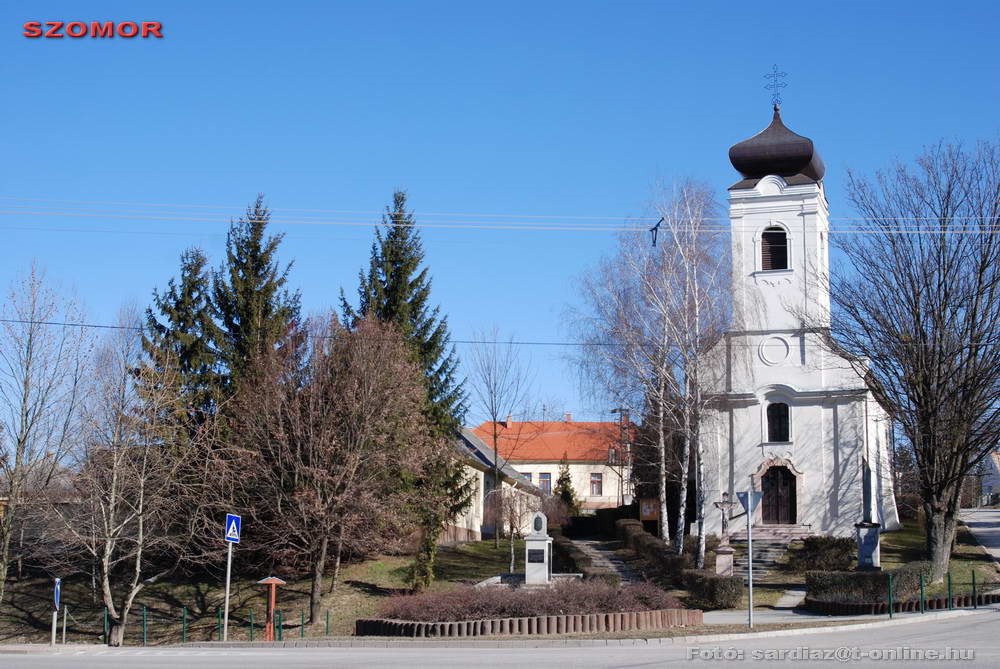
[2,1,998,423]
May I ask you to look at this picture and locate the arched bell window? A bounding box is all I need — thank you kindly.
[761,226,788,270]
[767,402,790,442]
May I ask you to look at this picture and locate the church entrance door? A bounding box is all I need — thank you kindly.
[761,466,796,524]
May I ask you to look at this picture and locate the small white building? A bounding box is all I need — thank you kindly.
[444,428,540,543]
[471,416,633,512]
[701,105,900,538]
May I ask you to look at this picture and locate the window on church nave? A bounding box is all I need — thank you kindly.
[767,402,790,442]
[761,227,788,270]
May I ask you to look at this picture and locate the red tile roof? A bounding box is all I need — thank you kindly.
[471,420,622,463]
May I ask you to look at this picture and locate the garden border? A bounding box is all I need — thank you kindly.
[355,608,702,637]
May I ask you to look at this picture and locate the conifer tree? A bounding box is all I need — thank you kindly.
[144,248,223,426]
[213,195,300,392]
[554,454,581,516]
[342,190,470,589]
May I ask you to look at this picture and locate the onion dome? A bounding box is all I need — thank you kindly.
[728,105,825,188]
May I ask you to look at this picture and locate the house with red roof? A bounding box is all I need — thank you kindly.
[471,414,633,512]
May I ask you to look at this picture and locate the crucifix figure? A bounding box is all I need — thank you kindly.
[714,492,738,543]
[764,64,787,107]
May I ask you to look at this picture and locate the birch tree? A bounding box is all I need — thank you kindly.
[575,181,729,566]
[0,265,88,605]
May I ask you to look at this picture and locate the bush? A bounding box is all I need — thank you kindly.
[896,494,923,521]
[805,561,932,604]
[683,570,742,610]
[379,580,683,622]
[789,536,856,572]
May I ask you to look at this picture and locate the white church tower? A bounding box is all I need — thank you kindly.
[702,106,900,539]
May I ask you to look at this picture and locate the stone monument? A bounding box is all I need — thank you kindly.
[524,511,552,585]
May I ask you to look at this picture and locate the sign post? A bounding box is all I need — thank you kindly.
[223,513,241,641]
[51,578,61,646]
[737,489,763,629]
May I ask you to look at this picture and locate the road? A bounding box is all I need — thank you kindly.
[2,608,998,668]
[962,508,1000,563]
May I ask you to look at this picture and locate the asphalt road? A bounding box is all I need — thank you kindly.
[962,508,1000,563]
[3,609,998,668]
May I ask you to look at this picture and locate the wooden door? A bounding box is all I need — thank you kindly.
[761,466,796,524]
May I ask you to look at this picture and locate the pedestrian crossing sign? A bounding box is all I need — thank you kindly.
[224,513,241,544]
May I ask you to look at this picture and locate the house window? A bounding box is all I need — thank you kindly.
[761,226,788,270]
[767,402,790,442]
[590,473,603,496]
[538,473,552,495]
[521,472,532,484]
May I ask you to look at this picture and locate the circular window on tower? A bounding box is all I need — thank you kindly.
[759,336,790,366]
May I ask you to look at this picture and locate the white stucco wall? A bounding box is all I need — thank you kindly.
[511,462,630,510]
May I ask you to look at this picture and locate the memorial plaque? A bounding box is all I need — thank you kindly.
[527,549,545,563]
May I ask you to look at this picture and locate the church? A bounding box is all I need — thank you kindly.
[701,106,900,538]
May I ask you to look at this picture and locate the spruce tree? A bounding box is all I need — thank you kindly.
[213,194,300,392]
[342,190,470,589]
[144,247,223,427]
[555,454,581,516]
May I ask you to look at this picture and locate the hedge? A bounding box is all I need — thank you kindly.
[805,561,932,604]
[683,569,743,610]
[788,536,855,572]
[615,519,687,586]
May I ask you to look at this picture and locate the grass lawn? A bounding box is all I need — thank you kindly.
[880,519,1000,596]
[0,540,525,646]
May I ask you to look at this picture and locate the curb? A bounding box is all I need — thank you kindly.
[171,607,998,649]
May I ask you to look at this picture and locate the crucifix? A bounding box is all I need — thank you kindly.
[713,492,738,543]
[764,64,787,107]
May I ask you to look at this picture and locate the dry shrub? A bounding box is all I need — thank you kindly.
[379,580,682,622]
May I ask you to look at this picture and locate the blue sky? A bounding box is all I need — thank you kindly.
[2,1,998,423]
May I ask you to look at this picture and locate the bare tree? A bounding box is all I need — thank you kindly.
[468,327,534,552]
[828,141,1000,581]
[0,264,88,605]
[230,316,440,622]
[574,181,729,567]
[36,307,196,646]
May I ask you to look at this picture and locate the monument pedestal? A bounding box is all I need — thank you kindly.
[855,522,881,570]
[524,512,553,585]
[715,545,735,576]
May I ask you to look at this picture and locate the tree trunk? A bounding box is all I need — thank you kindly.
[925,496,960,583]
[509,522,515,573]
[328,526,345,595]
[108,620,127,647]
[309,535,329,624]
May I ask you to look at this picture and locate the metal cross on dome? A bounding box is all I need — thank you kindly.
[764,64,787,107]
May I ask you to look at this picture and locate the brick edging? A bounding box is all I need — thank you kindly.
[355,608,702,637]
[804,593,1000,616]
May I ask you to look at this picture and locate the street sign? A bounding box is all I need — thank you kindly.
[736,491,763,514]
[53,578,61,611]
[225,513,242,544]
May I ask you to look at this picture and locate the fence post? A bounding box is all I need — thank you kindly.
[142,606,148,646]
[973,572,978,609]
[103,606,109,643]
[325,610,330,636]
[300,611,305,639]
[277,610,283,641]
[62,605,67,644]
[216,606,222,639]
[947,572,953,611]
[181,607,187,644]
[888,573,894,619]
[249,609,254,642]
[919,575,925,614]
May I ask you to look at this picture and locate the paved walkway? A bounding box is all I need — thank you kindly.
[570,538,642,583]
[961,508,1000,564]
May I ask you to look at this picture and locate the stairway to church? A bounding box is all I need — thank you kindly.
[727,524,813,579]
